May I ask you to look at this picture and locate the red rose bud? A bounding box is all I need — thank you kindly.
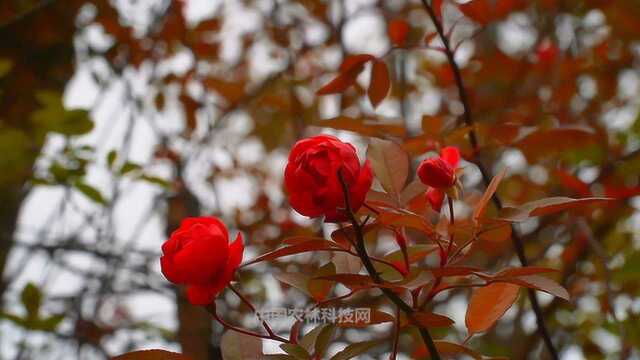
[285,135,373,222]
[160,217,244,305]
[417,157,455,188]
[417,146,460,189]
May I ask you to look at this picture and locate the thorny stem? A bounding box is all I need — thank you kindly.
[420,1,559,358]
[337,169,441,360]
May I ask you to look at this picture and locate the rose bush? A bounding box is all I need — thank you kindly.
[160,217,243,305]
[284,135,373,222]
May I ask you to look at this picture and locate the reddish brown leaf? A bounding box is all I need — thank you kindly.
[555,169,592,197]
[308,263,336,301]
[340,54,375,72]
[316,68,361,95]
[516,127,599,162]
[243,240,339,266]
[473,168,507,223]
[499,197,615,222]
[388,19,410,47]
[314,274,374,289]
[337,310,394,328]
[113,350,191,360]
[377,211,434,236]
[430,266,483,277]
[500,275,570,301]
[368,60,390,108]
[314,116,405,138]
[317,55,374,95]
[367,138,409,202]
[411,312,455,328]
[466,282,520,335]
[478,223,511,243]
[495,267,559,278]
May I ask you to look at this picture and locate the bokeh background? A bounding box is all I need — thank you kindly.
[1,0,639,359]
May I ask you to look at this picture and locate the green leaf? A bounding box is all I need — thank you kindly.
[120,162,142,175]
[613,252,640,282]
[106,150,118,168]
[313,325,336,358]
[330,340,381,360]
[220,331,263,360]
[31,91,94,136]
[21,283,42,320]
[0,59,13,77]
[140,175,171,189]
[298,324,330,353]
[75,181,107,205]
[32,314,65,331]
[279,343,310,359]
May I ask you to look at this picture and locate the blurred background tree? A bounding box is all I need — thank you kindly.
[0,0,639,359]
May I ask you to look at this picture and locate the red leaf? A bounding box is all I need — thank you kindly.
[388,19,410,47]
[458,0,492,25]
[494,0,527,19]
[466,282,520,335]
[317,55,374,95]
[316,68,361,95]
[433,0,444,19]
[554,169,592,197]
[340,54,375,72]
[368,60,390,108]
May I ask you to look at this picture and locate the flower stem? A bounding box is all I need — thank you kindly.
[337,169,441,360]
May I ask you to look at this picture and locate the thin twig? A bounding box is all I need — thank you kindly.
[205,302,289,343]
[419,1,559,358]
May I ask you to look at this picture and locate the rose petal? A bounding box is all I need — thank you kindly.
[440,146,460,167]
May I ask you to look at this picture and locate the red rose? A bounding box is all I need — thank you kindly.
[417,146,460,212]
[284,135,373,222]
[160,217,244,305]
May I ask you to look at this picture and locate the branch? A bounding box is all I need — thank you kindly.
[337,170,441,360]
[419,1,559,359]
[205,302,289,343]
